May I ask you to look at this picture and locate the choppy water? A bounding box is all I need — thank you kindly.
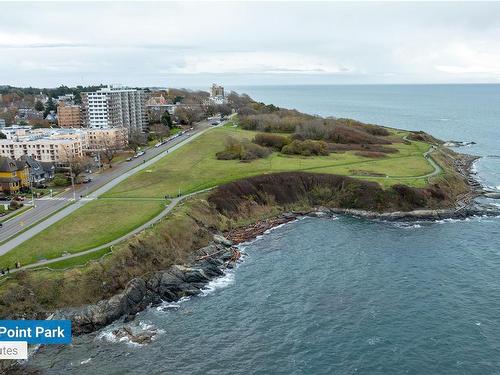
[27,85,500,374]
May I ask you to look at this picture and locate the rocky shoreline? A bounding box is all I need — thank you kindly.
[59,235,241,336]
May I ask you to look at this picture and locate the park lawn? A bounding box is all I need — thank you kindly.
[4,126,438,267]
[0,199,164,269]
[103,127,435,199]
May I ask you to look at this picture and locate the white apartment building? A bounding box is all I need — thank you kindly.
[81,85,148,132]
[0,137,83,163]
[0,126,128,163]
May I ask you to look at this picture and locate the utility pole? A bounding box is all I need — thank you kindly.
[30,179,35,208]
[69,162,76,201]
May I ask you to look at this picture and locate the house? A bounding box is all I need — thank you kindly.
[18,155,48,186]
[0,157,30,194]
[40,162,55,180]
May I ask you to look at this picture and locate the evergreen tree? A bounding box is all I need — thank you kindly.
[43,97,56,118]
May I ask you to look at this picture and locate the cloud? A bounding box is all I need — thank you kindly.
[0,32,81,48]
[164,52,352,75]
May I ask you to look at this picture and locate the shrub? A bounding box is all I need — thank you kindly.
[281,139,329,156]
[241,142,271,160]
[9,200,23,210]
[253,133,290,150]
[216,136,271,161]
[53,174,70,187]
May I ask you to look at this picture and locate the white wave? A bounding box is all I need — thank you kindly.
[367,336,382,345]
[96,321,163,347]
[264,221,290,234]
[393,222,422,229]
[157,296,191,311]
[438,118,450,121]
[80,358,92,365]
[201,269,235,296]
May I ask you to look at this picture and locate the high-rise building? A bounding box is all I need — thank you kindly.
[81,85,148,132]
[209,84,226,105]
[58,102,82,128]
[211,84,224,98]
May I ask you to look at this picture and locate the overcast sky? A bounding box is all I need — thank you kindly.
[1,1,500,88]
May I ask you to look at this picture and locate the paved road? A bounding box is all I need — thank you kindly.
[0,120,220,255]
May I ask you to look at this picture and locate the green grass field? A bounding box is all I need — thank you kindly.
[0,125,437,268]
[0,199,164,269]
[103,127,433,198]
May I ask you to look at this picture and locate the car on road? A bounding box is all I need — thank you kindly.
[81,177,92,184]
[135,151,145,158]
[126,157,133,162]
[211,121,220,126]
[154,142,162,148]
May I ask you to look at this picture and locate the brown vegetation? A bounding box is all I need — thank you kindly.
[253,133,291,150]
[407,131,443,145]
[216,136,271,161]
[281,139,330,156]
[208,172,454,218]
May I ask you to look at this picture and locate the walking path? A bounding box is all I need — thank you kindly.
[11,188,213,273]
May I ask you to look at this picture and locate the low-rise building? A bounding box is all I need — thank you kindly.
[85,127,128,152]
[19,155,52,186]
[0,125,128,163]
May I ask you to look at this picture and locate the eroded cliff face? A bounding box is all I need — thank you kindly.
[208,172,463,218]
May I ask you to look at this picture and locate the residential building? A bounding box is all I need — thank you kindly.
[16,107,43,122]
[211,83,224,98]
[18,155,51,186]
[146,95,176,123]
[81,85,148,132]
[84,127,128,152]
[56,94,75,105]
[58,102,82,128]
[0,125,127,163]
[209,84,226,105]
[0,157,29,194]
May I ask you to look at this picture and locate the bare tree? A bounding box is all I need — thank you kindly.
[149,123,170,142]
[175,106,204,125]
[99,137,121,165]
[128,129,147,153]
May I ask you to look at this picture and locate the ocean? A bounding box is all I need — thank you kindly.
[27,85,500,374]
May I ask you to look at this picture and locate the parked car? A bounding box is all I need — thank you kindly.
[154,142,162,148]
[81,177,92,184]
[126,157,133,162]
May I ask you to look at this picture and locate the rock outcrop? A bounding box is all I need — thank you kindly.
[61,236,238,335]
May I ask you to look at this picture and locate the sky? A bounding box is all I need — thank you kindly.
[1,1,500,88]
